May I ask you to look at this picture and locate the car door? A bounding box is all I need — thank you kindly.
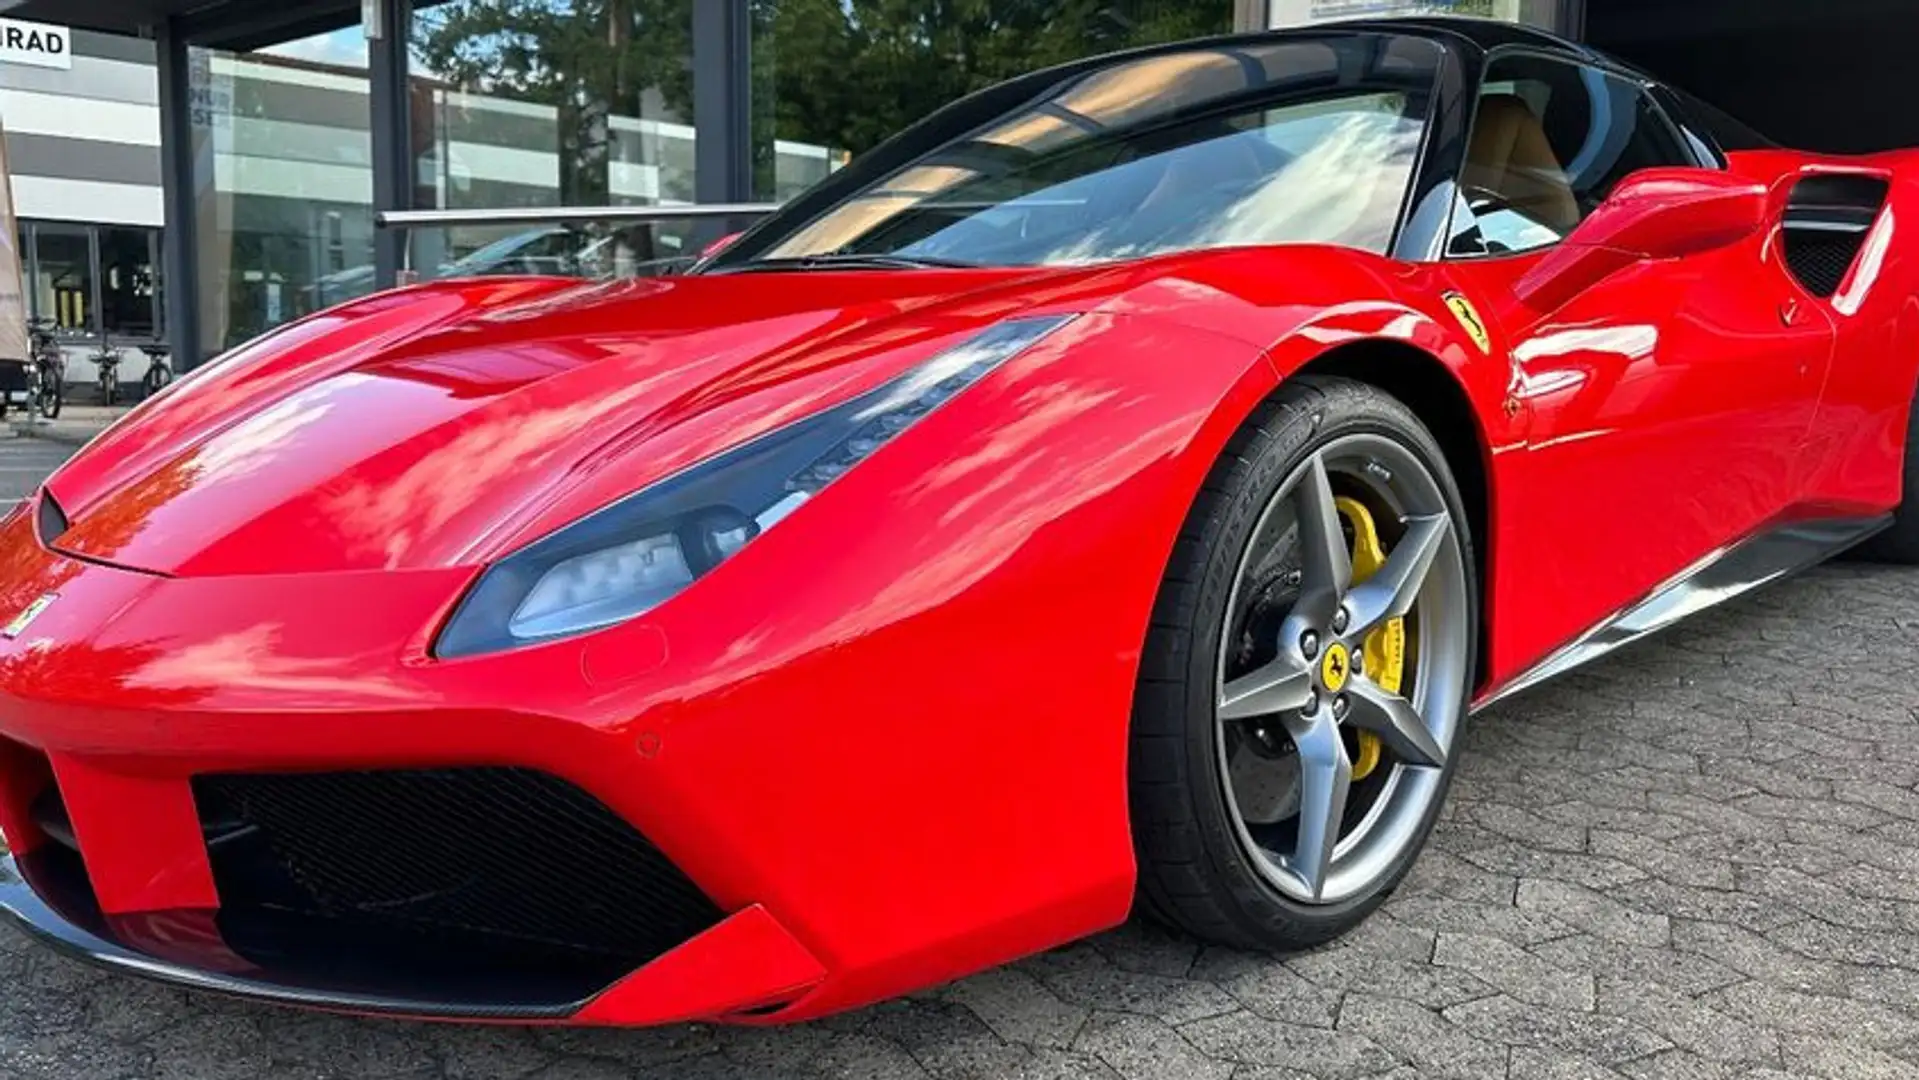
[1441,53,1835,677]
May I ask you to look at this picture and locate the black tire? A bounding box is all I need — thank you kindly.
[100,372,116,407]
[1129,376,1478,951]
[38,380,60,420]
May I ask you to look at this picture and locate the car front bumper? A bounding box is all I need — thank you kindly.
[0,498,1137,1024]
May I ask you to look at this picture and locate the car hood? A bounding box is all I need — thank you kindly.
[42,267,1113,577]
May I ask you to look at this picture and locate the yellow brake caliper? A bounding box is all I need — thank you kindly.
[1335,497,1406,782]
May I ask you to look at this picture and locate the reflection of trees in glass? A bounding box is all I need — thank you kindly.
[750,1,1232,196]
[412,1,1237,203]
[412,1,694,203]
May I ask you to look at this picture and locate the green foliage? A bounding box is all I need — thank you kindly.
[412,0,694,201]
[411,0,1234,199]
[752,0,1233,158]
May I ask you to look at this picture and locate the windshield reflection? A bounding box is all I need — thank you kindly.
[725,34,1442,269]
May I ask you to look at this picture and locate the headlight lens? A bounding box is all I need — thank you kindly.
[435,314,1075,657]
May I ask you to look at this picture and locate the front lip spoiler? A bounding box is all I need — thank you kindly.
[0,851,589,1021]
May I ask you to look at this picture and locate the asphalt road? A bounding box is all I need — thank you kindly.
[3,432,1919,1079]
[0,438,80,502]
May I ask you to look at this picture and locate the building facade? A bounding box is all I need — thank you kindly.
[0,1,1587,377]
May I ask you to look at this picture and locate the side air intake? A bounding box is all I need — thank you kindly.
[1781,174,1890,299]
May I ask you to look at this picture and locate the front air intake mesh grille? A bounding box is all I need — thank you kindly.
[194,768,721,969]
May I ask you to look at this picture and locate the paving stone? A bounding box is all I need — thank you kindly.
[863,998,1035,1078]
[1588,829,1736,890]
[1454,800,1589,852]
[1702,981,1919,1048]
[996,1047,1125,1080]
[1072,1012,1231,1080]
[1023,945,1240,1026]
[1431,933,1595,1011]
[1516,878,1672,947]
[1087,922,1202,978]
[1592,978,1780,1066]
[944,967,1090,1050]
[1667,921,1853,995]
[1337,992,1509,1079]
[802,1033,935,1080]
[439,1030,558,1079]
[1186,948,1341,1027]
[1527,933,1743,997]
[1177,1010,1399,1077]
[1442,994,1671,1063]
[1506,1046,1629,1080]
[1613,1050,1752,1080]
[1451,842,1650,891]
[1778,1034,1919,1080]
[1385,895,1576,946]
[1605,877,1800,934]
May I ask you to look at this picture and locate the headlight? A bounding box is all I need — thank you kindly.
[435,314,1075,657]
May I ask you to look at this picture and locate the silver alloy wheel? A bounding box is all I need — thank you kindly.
[1215,433,1470,906]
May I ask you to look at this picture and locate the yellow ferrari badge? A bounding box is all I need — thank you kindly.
[1443,293,1492,355]
[1319,642,1351,694]
[3,593,55,639]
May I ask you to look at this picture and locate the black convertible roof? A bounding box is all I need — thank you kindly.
[1324,15,1598,61]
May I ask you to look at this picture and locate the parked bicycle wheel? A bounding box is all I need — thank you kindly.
[143,361,172,398]
[38,375,61,419]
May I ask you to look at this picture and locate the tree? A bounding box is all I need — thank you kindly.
[412,0,693,202]
[749,0,1231,195]
[413,1,1234,201]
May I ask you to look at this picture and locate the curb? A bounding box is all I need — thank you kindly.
[9,422,106,447]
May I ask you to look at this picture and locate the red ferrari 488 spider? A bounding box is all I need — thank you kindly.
[0,17,1914,1026]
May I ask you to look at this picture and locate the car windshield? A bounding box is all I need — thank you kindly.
[710,34,1442,270]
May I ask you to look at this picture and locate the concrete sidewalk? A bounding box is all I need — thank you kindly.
[8,403,129,447]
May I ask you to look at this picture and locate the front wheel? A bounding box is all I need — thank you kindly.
[1130,376,1477,951]
[37,375,60,419]
[99,369,116,407]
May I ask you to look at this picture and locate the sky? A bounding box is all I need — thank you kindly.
[259,26,371,69]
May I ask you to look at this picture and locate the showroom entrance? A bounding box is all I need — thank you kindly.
[1584,0,1918,154]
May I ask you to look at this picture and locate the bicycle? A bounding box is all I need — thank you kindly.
[92,337,120,407]
[26,319,63,420]
[140,342,174,399]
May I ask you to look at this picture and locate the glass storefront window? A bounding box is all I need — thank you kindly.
[748,0,1234,203]
[31,225,93,336]
[407,1,698,277]
[190,25,377,356]
[1270,0,1563,30]
[18,223,164,342]
[99,228,160,340]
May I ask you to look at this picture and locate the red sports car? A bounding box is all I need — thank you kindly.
[0,17,1913,1025]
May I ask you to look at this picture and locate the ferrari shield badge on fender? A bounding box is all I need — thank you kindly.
[1443,292,1492,355]
[3,594,55,639]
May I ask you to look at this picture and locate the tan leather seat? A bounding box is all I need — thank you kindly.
[1462,95,1582,235]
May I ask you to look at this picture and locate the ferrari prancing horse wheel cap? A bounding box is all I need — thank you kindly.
[1319,642,1350,693]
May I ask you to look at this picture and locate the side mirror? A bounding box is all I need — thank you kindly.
[1515,168,1769,311]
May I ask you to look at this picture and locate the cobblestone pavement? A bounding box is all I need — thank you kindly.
[5,428,1919,1077]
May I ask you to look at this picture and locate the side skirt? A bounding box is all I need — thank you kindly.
[1474,514,1892,711]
